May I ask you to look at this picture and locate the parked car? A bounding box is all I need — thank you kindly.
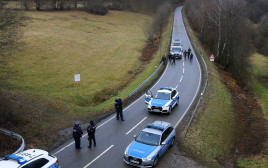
[145,87,179,114]
[169,46,182,59]
[0,149,60,168]
[123,121,176,167]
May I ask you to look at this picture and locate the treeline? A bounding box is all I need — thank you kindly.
[185,0,267,85]
[3,0,173,15]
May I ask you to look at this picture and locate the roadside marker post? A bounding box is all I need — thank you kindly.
[74,74,80,96]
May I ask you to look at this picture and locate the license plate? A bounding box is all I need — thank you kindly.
[153,109,160,112]
[130,160,139,164]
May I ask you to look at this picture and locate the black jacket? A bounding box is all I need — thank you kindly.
[87,124,97,135]
[115,98,122,109]
[73,125,83,139]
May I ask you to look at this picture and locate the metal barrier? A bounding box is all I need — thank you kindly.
[0,128,25,158]
[127,15,174,98]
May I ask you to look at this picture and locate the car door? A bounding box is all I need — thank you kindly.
[145,90,153,104]
[159,130,169,156]
[171,90,177,107]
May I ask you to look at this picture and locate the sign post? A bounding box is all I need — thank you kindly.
[209,54,215,62]
[74,74,80,96]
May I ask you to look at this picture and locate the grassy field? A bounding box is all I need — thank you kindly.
[236,53,268,168]
[180,10,235,167]
[1,10,172,150]
[250,53,268,119]
[7,10,150,111]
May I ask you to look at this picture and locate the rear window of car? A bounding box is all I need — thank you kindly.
[22,158,49,168]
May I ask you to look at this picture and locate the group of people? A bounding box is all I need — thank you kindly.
[184,47,193,61]
[73,120,97,149]
[73,96,124,149]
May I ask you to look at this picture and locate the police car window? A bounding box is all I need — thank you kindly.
[154,92,170,100]
[171,91,176,98]
[22,158,49,168]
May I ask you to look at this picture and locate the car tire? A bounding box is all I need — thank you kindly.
[152,155,159,167]
[170,137,175,147]
[167,106,171,115]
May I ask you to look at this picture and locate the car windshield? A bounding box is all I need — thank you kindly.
[154,92,170,100]
[135,131,161,146]
[173,42,181,46]
[172,48,181,52]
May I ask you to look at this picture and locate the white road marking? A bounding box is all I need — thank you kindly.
[175,85,178,90]
[96,115,116,130]
[53,142,74,155]
[183,62,184,67]
[126,117,147,135]
[179,76,183,83]
[83,145,114,168]
[183,68,184,74]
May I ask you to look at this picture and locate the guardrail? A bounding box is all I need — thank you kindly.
[0,128,25,158]
[127,15,174,98]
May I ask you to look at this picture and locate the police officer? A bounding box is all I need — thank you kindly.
[87,120,97,148]
[172,55,176,65]
[188,48,191,59]
[190,53,193,61]
[115,96,124,121]
[184,50,187,60]
[73,122,83,149]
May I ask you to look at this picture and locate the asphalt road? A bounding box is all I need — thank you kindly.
[53,6,202,168]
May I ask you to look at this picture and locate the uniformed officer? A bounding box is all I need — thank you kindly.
[115,96,124,121]
[87,120,97,148]
[190,53,193,61]
[184,50,187,60]
[73,122,83,149]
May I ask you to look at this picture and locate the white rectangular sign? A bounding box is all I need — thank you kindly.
[74,74,80,82]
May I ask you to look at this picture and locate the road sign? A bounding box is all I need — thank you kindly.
[209,54,215,61]
[74,74,80,82]
[74,74,80,96]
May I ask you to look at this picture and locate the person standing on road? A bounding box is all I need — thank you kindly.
[184,50,187,60]
[87,120,97,148]
[160,55,166,65]
[115,96,125,121]
[190,53,193,61]
[187,48,191,59]
[172,55,176,65]
[73,121,83,149]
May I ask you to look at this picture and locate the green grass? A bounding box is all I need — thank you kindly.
[236,53,268,168]
[7,10,151,111]
[179,10,235,167]
[250,53,268,119]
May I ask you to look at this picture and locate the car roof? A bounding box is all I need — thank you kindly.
[0,149,53,168]
[158,87,173,93]
[142,121,171,135]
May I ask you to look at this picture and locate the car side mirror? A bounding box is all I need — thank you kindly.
[172,97,175,100]
[134,135,136,139]
[161,142,166,145]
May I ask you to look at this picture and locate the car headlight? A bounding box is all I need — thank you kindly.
[148,104,152,108]
[142,156,153,161]
[124,150,129,157]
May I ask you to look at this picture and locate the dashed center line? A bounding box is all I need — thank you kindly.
[183,68,184,74]
[180,76,183,83]
[126,117,147,135]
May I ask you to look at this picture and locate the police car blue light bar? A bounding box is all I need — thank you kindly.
[4,154,27,165]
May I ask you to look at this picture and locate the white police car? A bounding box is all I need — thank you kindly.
[123,121,175,167]
[145,87,179,114]
[0,149,60,168]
